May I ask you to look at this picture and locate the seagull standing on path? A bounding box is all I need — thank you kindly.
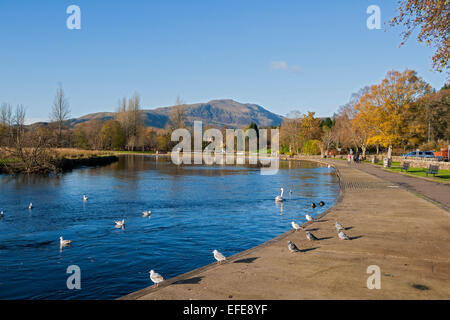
[114,219,125,228]
[291,222,302,231]
[213,249,226,264]
[335,222,345,231]
[306,231,319,241]
[288,241,300,253]
[59,236,72,247]
[305,214,313,223]
[338,230,350,240]
[149,270,164,287]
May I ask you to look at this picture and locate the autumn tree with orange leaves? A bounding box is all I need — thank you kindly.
[353,69,432,159]
[391,0,449,73]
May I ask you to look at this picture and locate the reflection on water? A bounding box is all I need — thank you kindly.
[0,155,339,299]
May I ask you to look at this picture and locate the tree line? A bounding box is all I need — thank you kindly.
[279,69,449,159]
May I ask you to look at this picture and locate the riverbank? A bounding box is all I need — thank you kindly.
[121,158,450,300]
[0,149,118,174]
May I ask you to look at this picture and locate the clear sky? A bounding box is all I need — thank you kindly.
[0,0,447,123]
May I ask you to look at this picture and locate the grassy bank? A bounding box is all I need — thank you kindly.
[0,148,118,174]
[366,160,450,182]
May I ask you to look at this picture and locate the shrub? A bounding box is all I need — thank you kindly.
[302,139,321,155]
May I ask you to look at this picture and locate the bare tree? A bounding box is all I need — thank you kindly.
[169,96,186,130]
[51,85,71,147]
[0,103,13,145]
[115,93,144,150]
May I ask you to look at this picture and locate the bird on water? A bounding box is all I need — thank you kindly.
[275,188,285,203]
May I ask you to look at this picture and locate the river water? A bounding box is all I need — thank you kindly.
[0,155,339,299]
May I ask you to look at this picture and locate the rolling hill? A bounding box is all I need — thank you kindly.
[63,99,284,129]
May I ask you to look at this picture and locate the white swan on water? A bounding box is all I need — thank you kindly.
[275,188,285,202]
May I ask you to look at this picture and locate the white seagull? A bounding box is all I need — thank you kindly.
[291,221,302,231]
[59,236,72,247]
[275,188,285,203]
[114,219,125,228]
[338,230,350,240]
[28,203,33,210]
[0,210,4,217]
[149,270,164,287]
[213,249,226,264]
[83,195,88,201]
[335,222,345,231]
[142,210,152,217]
[288,240,300,253]
[305,214,313,223]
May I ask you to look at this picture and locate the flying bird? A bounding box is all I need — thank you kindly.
[114,219,125,228]
[335,221,345,231]
[149,270,164,287]
[59,236,72,247]
[291,221,302,231]
[306,231,319,241]
[213,249,226,263]
[338,230,350,240]
[287,240,300,253]
[275,188,285,202]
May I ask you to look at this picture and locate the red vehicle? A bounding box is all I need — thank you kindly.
[434,149,449,161]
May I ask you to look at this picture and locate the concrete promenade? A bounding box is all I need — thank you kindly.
[121,159,450,300]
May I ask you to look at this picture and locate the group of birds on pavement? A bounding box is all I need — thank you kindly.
[287,220,351,253]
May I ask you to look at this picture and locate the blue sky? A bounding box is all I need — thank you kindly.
[0,0,447,123]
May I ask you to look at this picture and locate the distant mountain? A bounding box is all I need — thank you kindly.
[59,99,284,129]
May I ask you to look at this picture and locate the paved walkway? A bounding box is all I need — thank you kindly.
[121,159,450,300]
[354,162,450,210]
